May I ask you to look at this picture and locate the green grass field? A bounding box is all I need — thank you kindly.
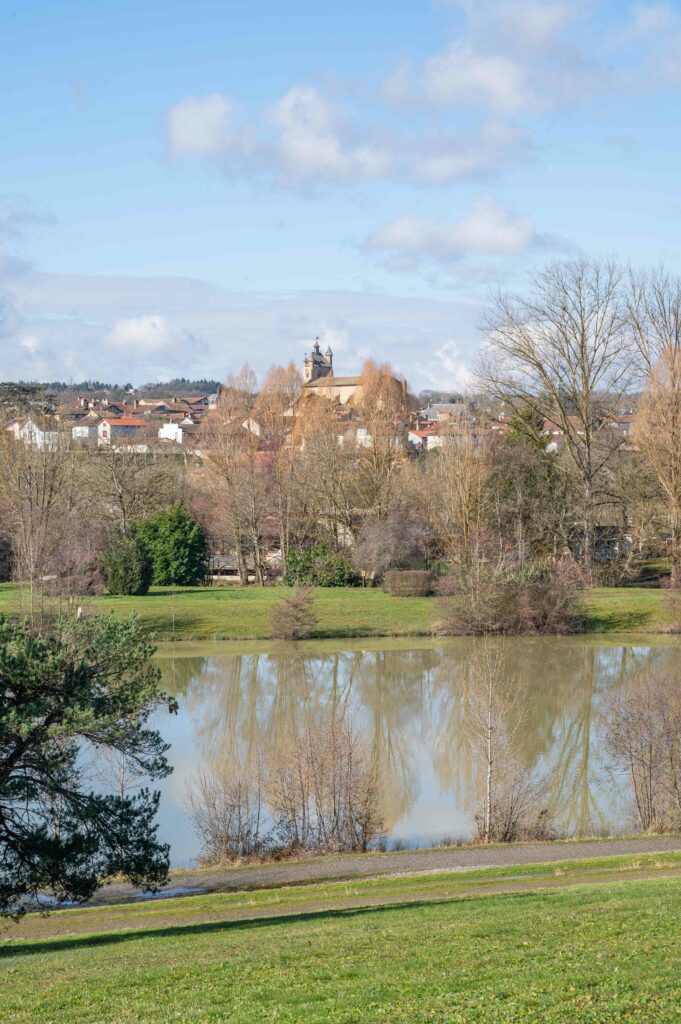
[0,582,675,640]
[4,853,681,1023]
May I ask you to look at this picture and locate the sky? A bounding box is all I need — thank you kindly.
[2,0,681,391]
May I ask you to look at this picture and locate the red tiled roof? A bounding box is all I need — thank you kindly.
[101,417,145,428]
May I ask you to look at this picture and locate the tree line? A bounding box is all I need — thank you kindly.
[4,260,681,617]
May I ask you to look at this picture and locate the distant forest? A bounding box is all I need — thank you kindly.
[11,378,222,400]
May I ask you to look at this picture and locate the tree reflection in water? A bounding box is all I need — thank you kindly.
[155,639,681,859]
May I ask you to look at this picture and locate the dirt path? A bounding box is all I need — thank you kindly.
[90,835,681,905]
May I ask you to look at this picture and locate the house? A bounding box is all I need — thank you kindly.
[97,417,146,446]
[7,417,60,450]
[408,426,453,451]
[420,402,467,422]
[158,421,199,446]
[71,421,100,446]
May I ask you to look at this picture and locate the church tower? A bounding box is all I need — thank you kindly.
[303,339,333,382]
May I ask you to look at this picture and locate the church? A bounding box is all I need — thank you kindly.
[301,340,363,405]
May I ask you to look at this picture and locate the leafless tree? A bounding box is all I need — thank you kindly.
[352,360,409,520]
[252,362,304,573]
[269,586,318,640]
[634,346,681,558]
[267,707,384,853]
[479,259,642,566]
[297,399,356,545]
[200,365,272,585]
[466,641,549,842]
[83,445,187,532]
[627,264,681,370]
[603,673,681,832]
[0,426,84,625]
[353,505,430,579]
[187,767,268,863]
[428,429,491,568]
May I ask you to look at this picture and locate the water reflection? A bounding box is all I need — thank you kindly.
[153,638,681,865]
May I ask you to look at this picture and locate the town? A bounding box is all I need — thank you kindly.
[5,1,681,1021]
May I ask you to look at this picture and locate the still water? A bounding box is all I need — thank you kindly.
[151,636,680,866]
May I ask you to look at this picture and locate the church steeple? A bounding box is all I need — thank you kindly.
[302,337,333,381]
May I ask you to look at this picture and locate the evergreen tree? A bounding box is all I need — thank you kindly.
[102,525,153,596]
[0,616,175,914]
[137,507,208,587]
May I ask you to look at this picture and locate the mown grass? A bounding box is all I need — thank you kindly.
[0,583,436,640]
[4,855,681,1023]
[0,582,674,640]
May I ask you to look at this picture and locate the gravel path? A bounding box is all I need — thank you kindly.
[91,835,681,905]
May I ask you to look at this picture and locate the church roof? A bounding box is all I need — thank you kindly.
[303,376,361,388]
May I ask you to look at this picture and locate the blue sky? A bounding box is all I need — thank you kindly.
[2,0,681,389]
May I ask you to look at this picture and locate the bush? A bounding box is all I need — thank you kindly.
[353,509,430,579]
[102,527,153,596]
[383,570,434,597]
[285,543,359,587]
[439,559,585,635]
[269,586,319,640]
[137,507,208,586]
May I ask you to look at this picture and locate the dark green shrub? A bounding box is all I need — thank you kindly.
[0,536,12,583]
[285,543,359,587]
[383,570,434,597]
[137,507,208,586]
[102,527,152,596]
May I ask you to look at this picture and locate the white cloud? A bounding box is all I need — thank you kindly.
[165,85,525,188]
[420,339,475,393]
[163,3,681,194]
[492,2,573,51]
[3,271,482,391]
[107,314,196,357]
[422,45,534,114]
[267,86,391,185]
[166,93,246,157]
[412,119,529,184]
[364,197,538,270]
[383,1,610,116]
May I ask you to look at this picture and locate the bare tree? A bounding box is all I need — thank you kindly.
[200,365,272,585]
[297,399,356,545]
[269,585,318,640]
[0,426,83,625]
[604,673,681,832]
[627,264,681,370]
[252,362,304,573]
[428,429,491,568]
[267,707,384,853]
[84,445,187,533]
[634,346,681,558]
[479,259,642,566]
[187,767,268,863]
[466,641,548,842]
[353,360,409,520]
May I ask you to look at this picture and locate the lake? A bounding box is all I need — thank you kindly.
[151,636,681,866]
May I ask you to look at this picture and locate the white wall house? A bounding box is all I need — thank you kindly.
[158,422,183,444]
[13,418,60,450]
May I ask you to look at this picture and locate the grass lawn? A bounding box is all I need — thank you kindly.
[0,582,674,641]
[4,853,681,1023]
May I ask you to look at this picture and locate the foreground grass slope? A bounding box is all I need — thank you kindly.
[4,857,681,1023]
[0,582,673,640]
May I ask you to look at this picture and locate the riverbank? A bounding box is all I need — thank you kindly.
[5,849,681,1022]
[0,582,674,640]
[63,833,681,906]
